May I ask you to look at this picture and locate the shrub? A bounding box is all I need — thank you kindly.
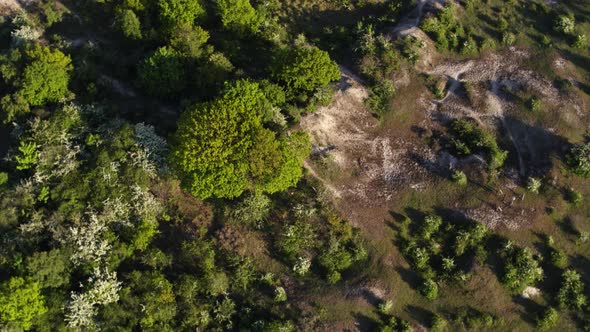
[565,187,583,206]
[274,286,287,302]
[420,279,438,300]
[502,32,516,46]
[557,269,587,310]
[430,314,447,331]
[500,243,543,293]
[420,215,442,240]
[526,177,541,193]
[0,172,8,187]
[536,307,558,330]
[566,142,590,177]
[528,97,541,112]
[451,170,467,185]
[572,34,587,49]
[378,300,393,314]
[554,15,575,35]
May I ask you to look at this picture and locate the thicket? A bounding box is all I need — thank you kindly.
[447,119,508,170]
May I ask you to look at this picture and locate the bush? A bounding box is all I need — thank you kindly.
[420,215,442,240]
[528,97,541,112]
[572,34,587,49]
[566,142,590,177]
[557,269,587,310]
[500,243,543,293]
[0,173,7,187]
[378,300,393,314]
[554,14,575,35]
[430,314,447,331]
[448,119,507,170]
[565,187,583,206]
[526,177,541,194]
[420,278,438,300]
[536,307,558,330]
[451,170,467,185]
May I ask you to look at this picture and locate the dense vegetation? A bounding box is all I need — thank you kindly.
[0,0,588,330]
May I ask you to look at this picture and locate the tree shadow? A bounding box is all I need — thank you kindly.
[513,296,545,326]
[405,305,433,327]
[352,312,380,332]
[395,266,422,290]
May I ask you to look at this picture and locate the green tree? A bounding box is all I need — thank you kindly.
[158,0,206,28]
[169,24,210,58]
[557,269,587,310]
[566,142,590,177]
[0,277,48,330]
[215,0,260,34]
[171,80,310,199]
[138,46,186,97]
[17,44,72,107]
[272,46,340,100]
[117,9,142,40]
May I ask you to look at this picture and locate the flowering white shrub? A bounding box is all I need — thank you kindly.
[130,184,162,223]
[135,123,168,173]
[65,268,122,328]
[68,212,111,265]
[293,256,311,276]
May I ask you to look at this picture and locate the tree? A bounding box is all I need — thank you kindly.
[171,80,310,199]
[158,0,206,28]
[272,46,340,100]
[215,0,260,34]
[0,277,47,330]
[117,9,142,40]
[17,44,72,106]
[536,307,558,330]
[169,24,210,58]
[138,46,186,97]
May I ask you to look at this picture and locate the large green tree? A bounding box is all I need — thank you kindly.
[18,45,73,106]
[171,80,310,199]
[0,44,72,122]
[272,46,340,100]
[0,277,47,330]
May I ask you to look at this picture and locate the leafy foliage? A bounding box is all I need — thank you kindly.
[171,80,310,198]
[272,46,340,101]
[138,46,186,97]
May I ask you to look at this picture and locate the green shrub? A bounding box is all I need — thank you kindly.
[0,172,8,187]
[536,307,558,330]
[528,97,541,112]
[420,215,442,240]
[430,313,447,331]
[572,34,587,49]
[451,170,467,185]
[557,269,587,310]
[554,14,575,35]
[378,300,394,314]
[420,278,439,300]
[566,142,590,177]
[500,243,543,293]
[565,187,583,206]
[526,177,541,193]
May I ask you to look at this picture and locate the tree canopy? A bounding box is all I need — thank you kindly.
[272,46,340,100]
[138,46,186,97]
[171,80,310,199]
